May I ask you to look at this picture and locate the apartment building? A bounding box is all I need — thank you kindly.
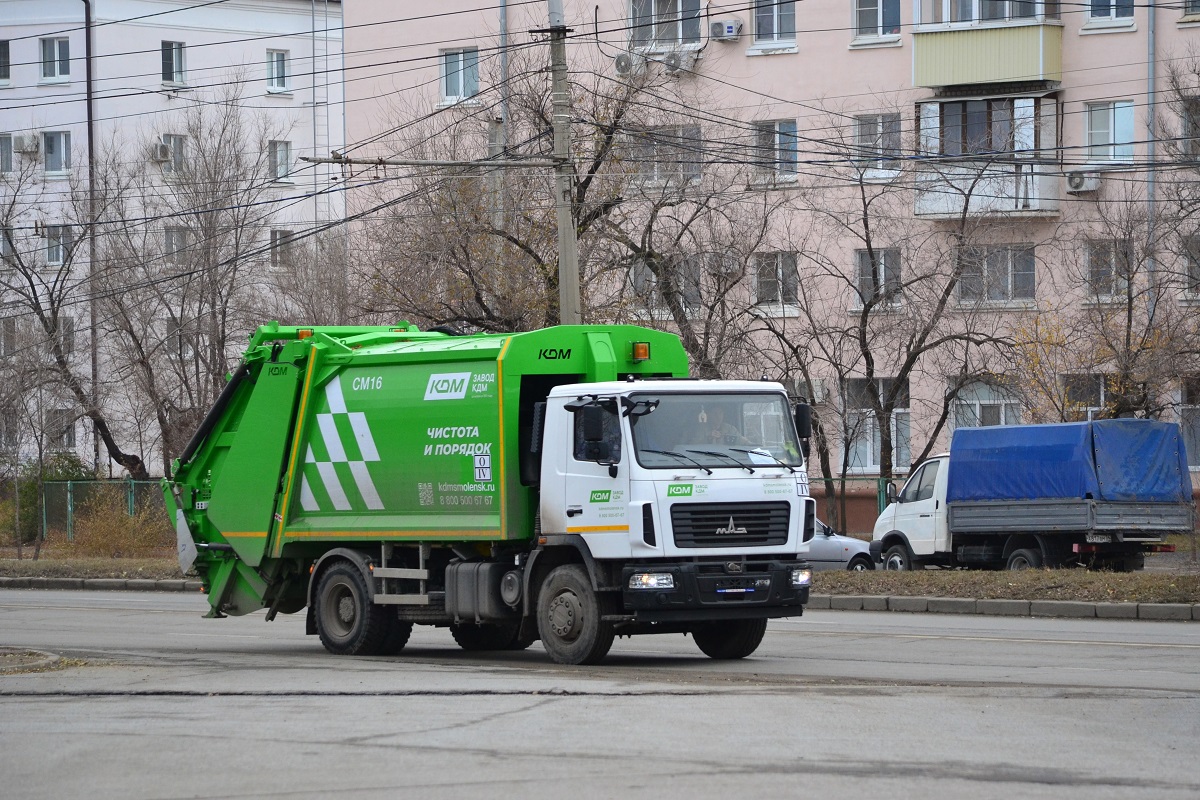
[341,1,1200,480]
[0,0,344,475]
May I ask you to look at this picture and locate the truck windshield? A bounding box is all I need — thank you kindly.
[629,392,803,470]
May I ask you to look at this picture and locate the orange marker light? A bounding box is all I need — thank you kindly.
[632,342,650,361]
[298,328,313,340]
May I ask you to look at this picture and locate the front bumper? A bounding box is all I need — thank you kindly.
[620,558,810,622]
[869,540,884,563]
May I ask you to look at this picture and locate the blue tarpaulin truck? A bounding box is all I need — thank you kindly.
[870,420,1193,571]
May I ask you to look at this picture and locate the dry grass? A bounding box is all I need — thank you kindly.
[0,557,182,579]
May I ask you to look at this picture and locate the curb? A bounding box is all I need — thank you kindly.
[808,594,1200,622]
[0,577,203,592]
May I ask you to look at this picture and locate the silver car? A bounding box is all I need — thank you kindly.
[809,519,875,571]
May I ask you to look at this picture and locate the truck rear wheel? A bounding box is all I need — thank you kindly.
[450,621,522,651]
[314,563,391,656]
[1006,548,1043,570]
[884,544,913,571]
[692,619,768,659]
[536,565,615,665]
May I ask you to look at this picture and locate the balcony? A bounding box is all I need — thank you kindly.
[913,23,1062,88]
[914,162,1061,218]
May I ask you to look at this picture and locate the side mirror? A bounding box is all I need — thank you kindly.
[886,481,899,504]
[793,403,812,439]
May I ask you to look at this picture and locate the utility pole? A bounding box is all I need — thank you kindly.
[546,0,581,325]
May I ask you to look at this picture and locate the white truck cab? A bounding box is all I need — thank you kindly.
[871,454,948,570]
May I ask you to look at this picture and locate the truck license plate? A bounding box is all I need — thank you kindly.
[1085,533,1112,543]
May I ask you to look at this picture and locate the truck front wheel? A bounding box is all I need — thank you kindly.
[536,565,616,665]
[884,544,913,571]
[692,619,768,659]
[314,563,391,656]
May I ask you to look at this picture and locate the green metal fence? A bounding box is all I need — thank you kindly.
[42,480,166,541]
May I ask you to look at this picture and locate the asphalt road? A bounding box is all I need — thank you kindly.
[1,590,1198,800]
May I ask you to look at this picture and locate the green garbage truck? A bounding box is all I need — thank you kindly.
[165,322,816,664]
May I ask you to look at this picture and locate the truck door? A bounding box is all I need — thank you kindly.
[891,459,942,556]
[561,401,631,558]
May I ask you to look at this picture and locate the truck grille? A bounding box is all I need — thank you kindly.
[670,502,790,548]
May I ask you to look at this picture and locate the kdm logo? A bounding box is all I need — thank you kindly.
[590,490,611,503]
[667,484,693,497]
[538,348,571,360]
[424,372,472,401]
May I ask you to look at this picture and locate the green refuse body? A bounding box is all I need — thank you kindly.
[165,322,816,664]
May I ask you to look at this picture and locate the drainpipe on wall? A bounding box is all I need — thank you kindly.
[81,0,100,473]
[1147,0,1158,322]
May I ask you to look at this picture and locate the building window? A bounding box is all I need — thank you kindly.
[1090,0,1133,19]
[959,245,1035,302]
[752,120,798,177]
[1,225,13,262]
[1086,239,1132,297]
[41,38,70,80]
[854,113,902,168]
[630,125,702,183]
[844,377,910,472]
[952,380,1021,428]
[268,140,291,181]
[1087,101,1134,162]
[919,0,1045,23]
[938,99,1016,156]
[0,134,11,173]
[855,248,902,306]
[270,229,295,269]
[1182,378,1200,468]
[755,1,797,42]
[47,408,75,450]
[0,407,16,450]
[1,317,16,357]
[631,0,702,47]
[754,252,798,305]
[43,131,71,173]
[161,134,186,174]
[1180,98,1200,157]
[441,48,479,103]
[856,0,902,36]
[630,256,705,310]
[1188,0,1200,14]
[0,40,10,82]
[46,225,73,265]
[1184,235,1200,295]
[1062,374,1109,421]
[267,50,288,91]
[161,41,185,84]
[54,316,75,355]
[164,227,189,264]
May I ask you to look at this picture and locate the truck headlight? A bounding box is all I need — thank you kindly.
[629,572,675,589]
[791,568,812,587]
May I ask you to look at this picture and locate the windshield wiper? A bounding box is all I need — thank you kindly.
[686,449,755,474]
[732,447,797,474]
[640,449,713,475]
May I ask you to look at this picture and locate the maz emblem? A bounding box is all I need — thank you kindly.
[715,516,747,535]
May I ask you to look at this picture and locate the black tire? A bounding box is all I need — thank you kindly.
[450,621,522,651]
[1006,548,1043,571]
[692,618,768,660]
[314,563,391,656]
[883,544,913,571]
[536,565,616,665]
[847,554,875,572]
[378,613,414,655]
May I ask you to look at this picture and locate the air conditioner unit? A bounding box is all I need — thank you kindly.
[1066,171,1101,194]
[709,19,742,41]
[614,52,646,77]
[13,134,39,154]
[149,142,172,162]
[660,51,696,75]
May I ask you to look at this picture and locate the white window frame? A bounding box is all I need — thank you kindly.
[1086,101,1135,162]
[47,408,75,450]
[853,113,902,170]
[268,140,291,182]
[0,40,11,84]
[855,248,903,307]
[958,244,1036,303]
[1183,234,1200,296]
[440,48,480,104]
[630,124,702,184]
[161,133,186,174]
[1181,378,1200,469]
[267,49,289,92]
[0,133,11,173]
[161,41,186,85]
[855,0,902,38]
[753,251,799,307]
[43,131,71,174]
[751,120,798,179]
[54,315,75,355]
[270,229,295,269]
[952,380,1021,429]
[1086,239,1132,298]
[1089,0,1133,21]
[164,226,189,265]
[917,0,1056,25]
[1062,373,1111,421]
[631,0,703,50]
[40,37,70,81]
[844,377,910,473]
[754,1,797,43]
[46,225,72,265]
